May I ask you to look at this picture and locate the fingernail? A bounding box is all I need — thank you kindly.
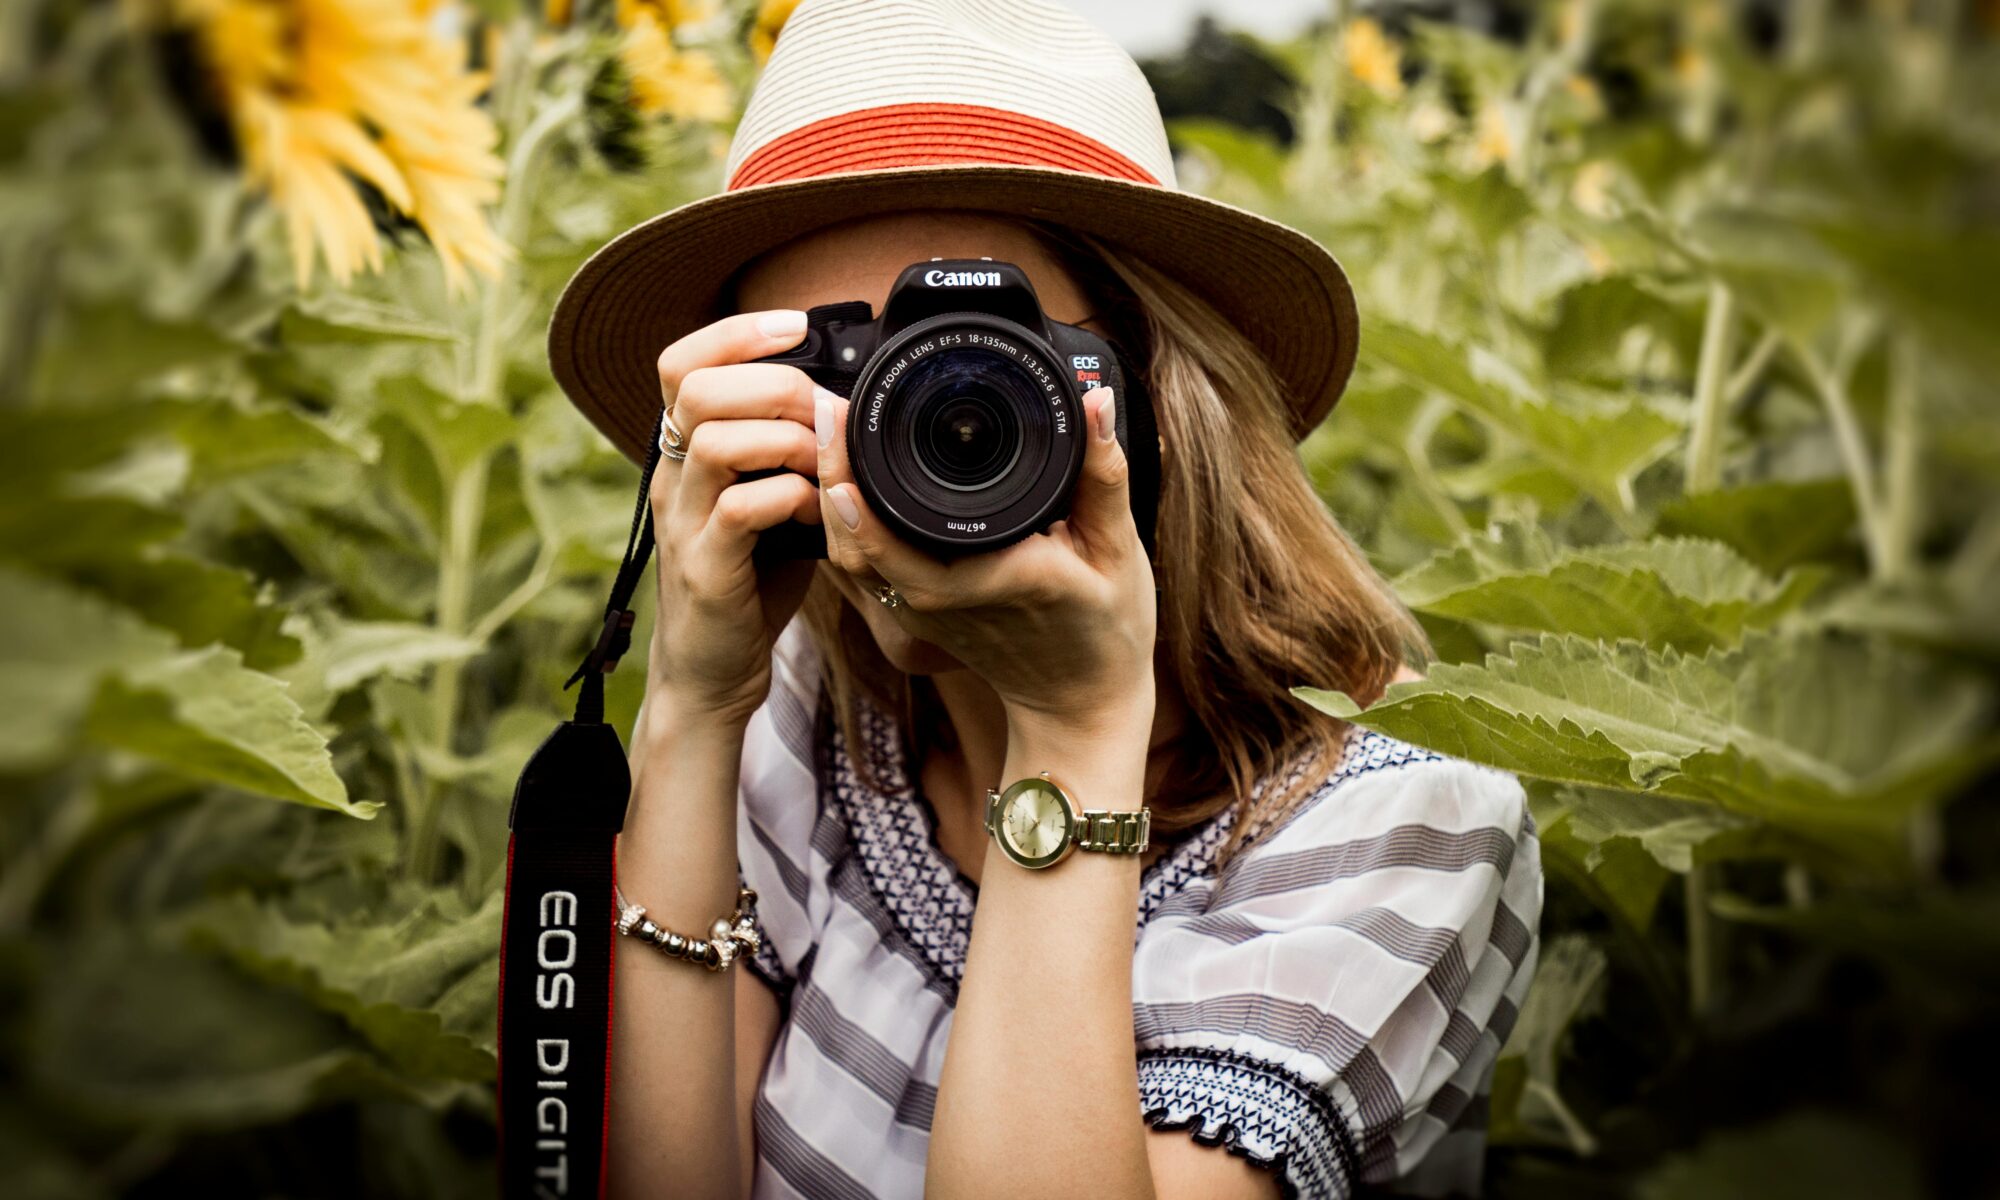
[829,485,860,530]
[813,386,838,449]
[1091,386,1117,443]
[758,309,808,338]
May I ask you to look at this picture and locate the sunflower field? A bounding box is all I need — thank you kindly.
[2,0,1995,1196]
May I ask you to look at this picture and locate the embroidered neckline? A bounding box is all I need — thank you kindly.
[829,696,1239,989]
[827,700,1446,994]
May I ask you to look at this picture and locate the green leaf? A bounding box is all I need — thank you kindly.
[1431,166,1534,247]
[1808,220,2000,377]
[311,618,484,693]
[1532,795,1674,930]
[0,493,181,567]
[86,645,377,818]
[1683,208,1848,345]
[1543,786,1771,875]
[1635,1113,1921,1200]
[1366,318,1682,514]
[1392,522,1823,651]
[1807,573,2000,662]
[0,566,178,768]
[378,374,516,479]
[27,931,461,1129]
[177,888,502,1082]
[28,300,243,402]
[1295,631,1996,869]
[279,292,460,345]
[166,397,358,478]
[1654,478,1858,573]
[1492,933,1606,1153]
[1163,118,1288,196]
[1544,276,1700,381]
[1709,888,2000,997]
[67,552,303,670]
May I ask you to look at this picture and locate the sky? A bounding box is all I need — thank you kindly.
[1065,0,1332,56]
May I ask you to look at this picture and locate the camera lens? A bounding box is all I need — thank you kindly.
[915,388,1022,490]
[848,315,1086,556]
[880,344,1048,521]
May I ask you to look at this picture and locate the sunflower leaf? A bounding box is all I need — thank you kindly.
[1392,523,1825,651]
[1366,318,1682,513]
[1295,632,1996,869]
[86,644,376,818]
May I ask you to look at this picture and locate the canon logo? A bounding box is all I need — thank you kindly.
[924,269,1001,287]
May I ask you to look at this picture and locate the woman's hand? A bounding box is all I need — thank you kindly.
[645,309,828,729]
[814,385,1158,743]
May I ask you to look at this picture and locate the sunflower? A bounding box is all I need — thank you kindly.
[614,0,730,121]
[1343,17,1405,100]
[157,0,507,294]
[749,0,800,63]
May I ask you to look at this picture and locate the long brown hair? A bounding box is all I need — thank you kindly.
[801,219,1428,873]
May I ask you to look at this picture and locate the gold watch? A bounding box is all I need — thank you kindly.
[984,771,1151,870]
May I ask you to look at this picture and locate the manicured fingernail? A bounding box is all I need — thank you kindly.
[829,485,860,530]
[813,386,838,449]
[758,309,808,338]
[1090,386,1116,442]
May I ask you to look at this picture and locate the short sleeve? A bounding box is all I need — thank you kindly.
[732,618,833,1005]
[1131,735,1543,1199]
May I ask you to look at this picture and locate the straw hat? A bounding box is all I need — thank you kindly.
[547,0,1359,465]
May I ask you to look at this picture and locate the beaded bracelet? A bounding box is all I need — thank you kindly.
[615,885,762,972]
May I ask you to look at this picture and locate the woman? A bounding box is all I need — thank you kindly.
[545,4,1541,1199]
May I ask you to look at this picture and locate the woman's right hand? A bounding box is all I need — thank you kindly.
[645,308,826,729]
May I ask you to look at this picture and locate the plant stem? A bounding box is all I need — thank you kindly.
[411,455,491,880]
[1723,327,1781,409]
[1684,281,1736,494]
[1513,0,1598,182]
[1792,337,1889,579]
[1405,395,1472,538]
[409,22,578,882]
[1878,334,1922,585]
[1686,863,1718,1018]
[470,543,559,645]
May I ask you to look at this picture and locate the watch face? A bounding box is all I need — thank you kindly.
[997,778,1073,868]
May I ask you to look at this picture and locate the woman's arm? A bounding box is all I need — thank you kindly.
[926,703,1157,1200]
[607,698,753,1200]
[928,705,1283,1200]
[606,306,826,1200]
[734,961,784,1197]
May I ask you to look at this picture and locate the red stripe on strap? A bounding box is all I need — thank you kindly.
[729,102,1160,189]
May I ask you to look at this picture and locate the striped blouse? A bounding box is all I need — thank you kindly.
[711,619,1542,1199]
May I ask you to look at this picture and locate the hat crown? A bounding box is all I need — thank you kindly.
[725,0,1177,190]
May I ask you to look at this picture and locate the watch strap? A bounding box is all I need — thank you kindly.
[1075,806,1151,854]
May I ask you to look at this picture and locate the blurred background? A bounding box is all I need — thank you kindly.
[2,0,1995,1196]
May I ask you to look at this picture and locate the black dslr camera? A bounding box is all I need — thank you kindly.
[747,258,1158,559]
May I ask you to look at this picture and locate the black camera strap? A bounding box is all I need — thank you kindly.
[497,418,661,1200]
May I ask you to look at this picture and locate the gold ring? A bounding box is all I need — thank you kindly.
[874,583,903,610]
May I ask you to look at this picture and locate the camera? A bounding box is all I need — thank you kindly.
[745,258,1158,559]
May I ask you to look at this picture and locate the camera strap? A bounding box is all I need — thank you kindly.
[496,418,662,1200]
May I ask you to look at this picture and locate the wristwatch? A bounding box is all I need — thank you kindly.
[984,771,1151,870]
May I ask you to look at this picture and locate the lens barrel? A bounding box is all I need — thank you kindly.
[845,313,1085,555]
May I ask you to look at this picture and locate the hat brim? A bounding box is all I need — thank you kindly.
[547,163,1358,464]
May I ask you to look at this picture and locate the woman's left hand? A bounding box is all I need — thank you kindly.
[814,385,1157,742]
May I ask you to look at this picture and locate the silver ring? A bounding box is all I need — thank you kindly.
[874,583,903,610]
[658,406,688,459]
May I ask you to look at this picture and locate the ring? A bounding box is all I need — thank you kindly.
[658,406,688,461]
[874,583,903,610]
